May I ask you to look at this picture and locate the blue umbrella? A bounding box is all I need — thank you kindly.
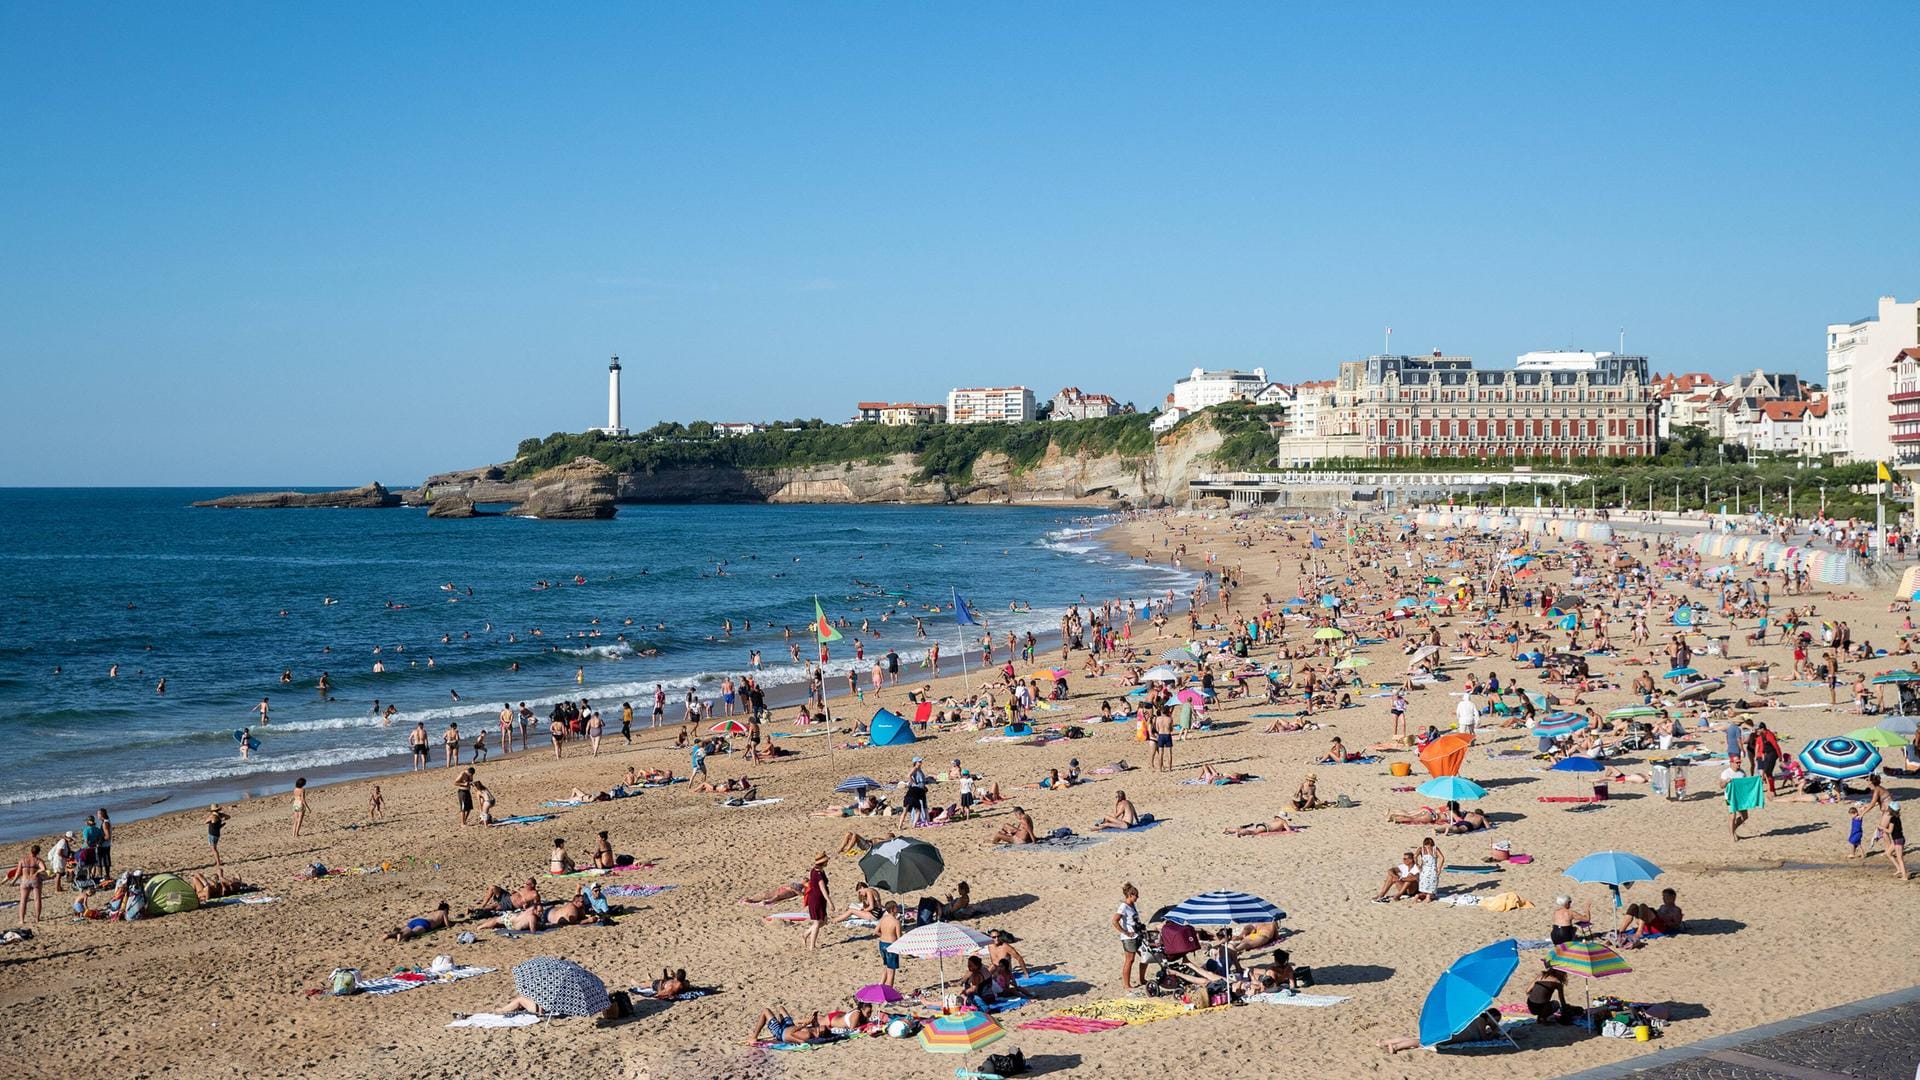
[835,776,882,794]
[1530,715,1588,739]
[1870,671,1920,685]
[1550,756,1604,773]
[1283,597,1309,608]
[1419,939,1520,1047]
[1878,714,1919,737]
[1798,737,1883,781]
[1162,890,1286,927]
[1564,851,1662,908]
[1396,597,1420,608]
[1416,776,1488,801]
[1662,667,1698,680]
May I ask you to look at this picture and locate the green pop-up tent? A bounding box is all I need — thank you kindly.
[142,873,201,916]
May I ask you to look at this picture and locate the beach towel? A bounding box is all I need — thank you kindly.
[632,986,714,1001]
[1446,865,1500,875]
[1726,774,1766,813]
[1016,1016,1127,1034]
[718,798,784,809]
[203,894,279,906]
[1513,938,1555,951]
[763,912,810,922]
[1437,894,1482,907]
[1053,999,1221,1025]
[488,814,556,826]
[1180,776,1262,786]
[448,1013,542,1028]
[544,863,658,880]
[753,1034,846,1052]
[1321,756,1381,765]
[1245,992,1349,1007]
[1093,816,1164,832]
[357,965,495,996]
[1014,972,1076,988]
[1003,834,1112,853]
[1482,892,1533,912]
[600,883,677,899]
[983,996,1030,1013]
[1436,1018,1533,1050]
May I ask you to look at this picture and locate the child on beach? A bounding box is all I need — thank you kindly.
[1848,804,1865,857]
[368,785,384,821]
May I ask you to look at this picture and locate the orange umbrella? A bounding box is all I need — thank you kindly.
[1419,732,1476,777]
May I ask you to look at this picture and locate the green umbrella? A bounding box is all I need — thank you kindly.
[1847,727,1910,750]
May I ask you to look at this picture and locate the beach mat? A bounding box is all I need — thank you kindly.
[488,815,556,826]
[448,1013,541,1028]
[358,965,495,996]
[1446,865,1502,874]
[1003,834,1113,853]
[1015,972,1077,988]
[718,798,784,808]
[1016,1016,1127,1034]
[600,883,678,899]
[203,894,280,906]
[1245,992,1349,1007]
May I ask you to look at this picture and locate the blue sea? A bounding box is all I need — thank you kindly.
[0,490,1192,842]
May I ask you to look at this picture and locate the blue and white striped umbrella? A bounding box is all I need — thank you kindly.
[1530,714,1588,739]
[1797,737,1883,781]
[1162,891,1286,926]
[835,776,882,794]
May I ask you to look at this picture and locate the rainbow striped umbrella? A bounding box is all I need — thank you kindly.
[918,1009,1004,1054]
[1549,939,1632,979]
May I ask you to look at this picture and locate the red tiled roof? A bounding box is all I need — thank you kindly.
[1760,401,1810,422]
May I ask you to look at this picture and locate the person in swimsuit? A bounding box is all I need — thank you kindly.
[384,901,454,941]
[409,723,429,772]
[549,839,576,876]
[750,1006,826,1045]
[454,768,476,827]
[290,779,309,838]
[592,830,616,870]
[189,872,255,902]
[6,845,47,924]
[1525,964,1569,1021]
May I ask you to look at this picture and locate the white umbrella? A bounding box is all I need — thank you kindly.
[1142,666,1180,683]
[888,922,991,997]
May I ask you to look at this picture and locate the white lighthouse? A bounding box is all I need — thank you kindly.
[599,355,628,436]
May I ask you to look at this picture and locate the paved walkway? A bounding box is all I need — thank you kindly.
[1559,985,1920,1079]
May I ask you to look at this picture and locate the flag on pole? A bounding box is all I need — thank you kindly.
[813,597,842,643]
[1879,461,1893,482]
[954,592,979,626]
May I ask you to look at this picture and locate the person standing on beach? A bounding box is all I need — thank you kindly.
[1114,884,1143,989]
[95,809,112,878]
[652,685,665,729]
[443,722,462,767]
[410,722,429,772]
[368,785,384,821]
[290,778,309,838]
[454,768,476,827]
[587,708,604,756]
[1151,709,1175,772]
[620,702,633,744]
[499,704,514,757]
[549,711,567,760]
[7,845,47,924]
[886,648,900,687]
[876,899,903,985]
[802,853,832,950]
[205,805,230,873]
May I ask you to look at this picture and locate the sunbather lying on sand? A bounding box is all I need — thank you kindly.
[650,967,691,998]
[840,830,895,855]
[1263,715,1320,733]
[1436,808,1491,835]
[1224,814,1297,836]
[473,878,541,916]
[189,872,256,901]
[1378,1007,1503,1053]
[1386,807,1446,825]
[740,882,805,905]
[694,777,754,794]
[1196,764,1255,783]
[474,892,592,931]
[384,900,454,941]
[750,1006,828,1044]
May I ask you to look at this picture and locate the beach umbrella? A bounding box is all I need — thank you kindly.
[708,719,751,736]
[1174,688,1209,707]
[1662,667,1698,680]
[1422,575,1444,584]
[1797,737,1883,781]
[1162,890,1287,926]
[1333,656,1371,670]
[1550,756,1604,773]
[1417,776,1487,802]
[1418,733,1475,778]
[1530,715,1588,740]
[1312,628,1346,641]
[1142,666,1180,683]
[860,837,945,894]
[1160,648,1194,662]
[1878,714,1919,737]
[918,1009,1005,1055]
[1607,705,1659,720]
[835,776,882,795]
[511,957,609,1018]
[1847,726,1909,750]
[1283,597,1309,608]
[1564,851,1662,908]
[1408,644,1440,665]
[1549,939,1632,980]
[1396,597,1420,608]
[888,922,991,996]
[1418,939,1520,1047]
[855,983,906,1005]
[1870,671,1920,685]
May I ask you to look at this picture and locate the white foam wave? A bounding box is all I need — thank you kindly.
[0,745,403,808]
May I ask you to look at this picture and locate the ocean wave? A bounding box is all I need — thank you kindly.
[0,745,404,808]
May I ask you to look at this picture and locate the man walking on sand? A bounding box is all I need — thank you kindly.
[876,900,903,986]
[1151,709,1175,772]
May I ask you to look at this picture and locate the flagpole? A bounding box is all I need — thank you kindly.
[953,588,972,694]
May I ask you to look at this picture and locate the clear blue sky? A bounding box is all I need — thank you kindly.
[4,4,1916,485]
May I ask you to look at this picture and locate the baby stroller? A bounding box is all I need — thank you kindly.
[1138,921,1211,996]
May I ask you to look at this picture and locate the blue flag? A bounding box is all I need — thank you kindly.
[954,592,979,626]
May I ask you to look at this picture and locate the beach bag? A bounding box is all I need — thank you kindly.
[984,1049,1028,1075]
[1292,965,1314,988]
[328,968,362,996]
[121,889,146,922]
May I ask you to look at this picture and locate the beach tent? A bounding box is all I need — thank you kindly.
[142,873,200,916]
[868,709,917,747]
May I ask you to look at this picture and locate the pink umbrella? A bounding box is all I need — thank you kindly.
[855,983,906,1005]
[1175,688,1209,707]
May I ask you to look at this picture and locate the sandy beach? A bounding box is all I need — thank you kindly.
[4,509,1916,1080]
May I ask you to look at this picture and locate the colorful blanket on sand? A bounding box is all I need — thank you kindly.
[1180,776,1263,786]
[358,965,495,996]
[632,986,714,1001]
[1244,992,1349,1007]
[1050,999,1223,1025]
[600,883,678,899]
[1016,1016,1128,1033]
[544,863,658,880]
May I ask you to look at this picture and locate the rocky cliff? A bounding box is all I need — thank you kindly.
[505,457,618,519]
[193,483,400,509]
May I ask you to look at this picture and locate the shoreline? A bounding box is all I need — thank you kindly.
[0,512,1202,847]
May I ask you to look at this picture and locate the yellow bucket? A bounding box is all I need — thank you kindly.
[1633,1025,1651,1042]
[1388,762,1412,777]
